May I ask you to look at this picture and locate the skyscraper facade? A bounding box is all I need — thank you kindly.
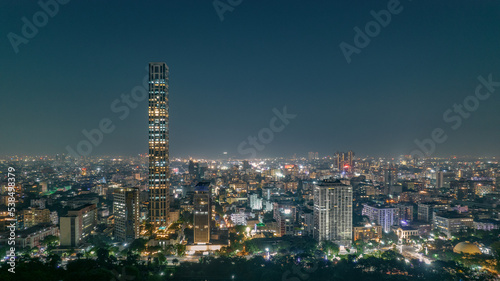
[193,181,211,244]
[313,180,352,246]
[114,187,140,241]
[149,62,170,228]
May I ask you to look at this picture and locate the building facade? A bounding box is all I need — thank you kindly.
[113,187,140,242]
[149,62,170,228]
[313,180,352,246]
[193,181,211,244]
[353,224,382,242]
[60,204,97,247]
[434,212,474,238]
[362,204,398,233]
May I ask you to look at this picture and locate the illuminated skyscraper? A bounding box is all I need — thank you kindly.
[149,62,169,228]
[194,181,211,244]
[313,180,352,246]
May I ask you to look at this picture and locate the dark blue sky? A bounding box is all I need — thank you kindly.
[1,0,500,158]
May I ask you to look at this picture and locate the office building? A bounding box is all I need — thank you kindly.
[149,62,170,228]
[194,181,211,244]
[396,204,414,223]
[313,180,352,246]
[418,203,448,222]
[434,212,473,238]
[113,187,140,242]
[60,204,97,247]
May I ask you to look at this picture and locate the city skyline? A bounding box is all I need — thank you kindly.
[2,1,500,159]
[2,1,500,280]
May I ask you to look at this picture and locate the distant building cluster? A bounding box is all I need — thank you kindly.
[1,63,499,262]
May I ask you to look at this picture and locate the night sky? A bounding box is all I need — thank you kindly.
[1,0,500,159]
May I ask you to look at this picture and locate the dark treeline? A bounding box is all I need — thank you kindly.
[1,249,497,281]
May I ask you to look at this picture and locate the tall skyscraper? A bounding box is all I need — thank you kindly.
[313,180,352,246]
[193,181,211,244]
[149,62,170,228]
[114,187,140,242]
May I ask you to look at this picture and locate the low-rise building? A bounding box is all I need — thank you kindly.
[353,224,382,241]
[434,212,473,238]
[393,225,419,241]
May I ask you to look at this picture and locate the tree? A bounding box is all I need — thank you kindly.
[165,244,175,256]
[157,252,166,265]
[145,222,154,236]
[96,248,109,264]
[41,235,59,247]
[129,238,148,253]
[321,241,340,257]
[176,244,186,256]
[491,241,500,258]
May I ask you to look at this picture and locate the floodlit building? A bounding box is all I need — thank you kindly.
[353,224,382,242]
[362,204,398,233]
[313,180,352,246]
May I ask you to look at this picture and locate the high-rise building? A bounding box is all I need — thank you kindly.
[149,62,170,228]
[436,171,444,188]
[60,204,97,247]
[334,151,354,171]
[273,203,297,237]
[60,216,80,247]
[193,181,211,244]
[362,204,398,233]
[396,204,414,223]
[113,187,140,242]
[384,166,397,188]
[347,150,354,168]
[313,180,352,246]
